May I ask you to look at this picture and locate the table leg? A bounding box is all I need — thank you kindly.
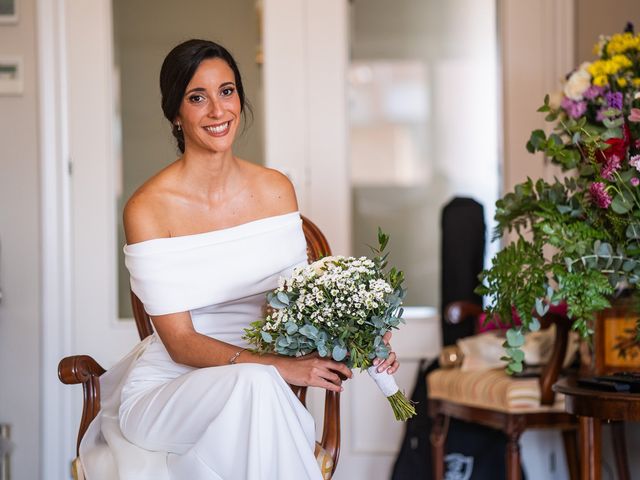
[506,431,522,480]
[430,413,446,480]
[611,422,630,480]
[579,416,601,480]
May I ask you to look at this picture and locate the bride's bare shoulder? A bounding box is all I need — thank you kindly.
[123,166,177,245]
[241,161,298,213]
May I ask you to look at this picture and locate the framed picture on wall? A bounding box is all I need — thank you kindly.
[0,0,17,24]
[0,55,23,95]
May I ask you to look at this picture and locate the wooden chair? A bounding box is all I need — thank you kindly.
[58,215,341,479]
[428,301,579,480]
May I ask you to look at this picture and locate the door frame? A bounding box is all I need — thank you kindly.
[37,0,75,477]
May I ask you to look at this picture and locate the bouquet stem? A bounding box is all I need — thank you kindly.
[367,365,416,421]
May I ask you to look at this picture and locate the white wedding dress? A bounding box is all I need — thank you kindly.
[79,212,323,480]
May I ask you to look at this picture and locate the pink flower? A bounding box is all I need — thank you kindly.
[601,154,621,180]
[630,155,640,172]
[631,178,640,187]
[629,108,640,122]
[589,182,612,209]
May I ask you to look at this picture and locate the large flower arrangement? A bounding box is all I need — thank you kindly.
[477,26,640,373]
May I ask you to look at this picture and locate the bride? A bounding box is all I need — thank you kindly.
[79,39,399,480]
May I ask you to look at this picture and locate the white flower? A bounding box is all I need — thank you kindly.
[310,256,342,275]
[563,63,591,101]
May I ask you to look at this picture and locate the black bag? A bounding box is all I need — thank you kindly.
[390,359,438,480]
[390,359,523,480]
[440,197,486,347]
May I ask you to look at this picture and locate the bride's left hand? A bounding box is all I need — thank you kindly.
[372,331,400,374]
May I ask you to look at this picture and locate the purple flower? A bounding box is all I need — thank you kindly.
[596,108,608,122]
[561,97,587,119]
[601,154,621,179]
[583,85,605,100]
[589,182,612,209]
[605,91,623,110]
[630,154,640,172]
[631,178,640,187]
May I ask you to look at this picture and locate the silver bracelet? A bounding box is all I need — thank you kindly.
[229,348,246,365]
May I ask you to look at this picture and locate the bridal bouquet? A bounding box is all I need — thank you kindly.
[244,229,415,421]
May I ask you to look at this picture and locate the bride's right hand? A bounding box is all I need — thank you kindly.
[273,353,353,393]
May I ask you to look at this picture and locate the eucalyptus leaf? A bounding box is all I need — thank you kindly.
[565,257,574,272]
[557,205,573,214]
[298,324,319,340]
[572,132,581,144]
[602,128,623,140]
[534,298,549,317]
[332,344,347,362]
[529,317,541,332]
[260,331,273,343]
[612,192,633,214]
[276,291,290,306]
[507,348,525,363]
[596,242,613,258]
[285,321,298,335]
[508,361,524,373]
[268,296,288,309]
[376,344,390,359]
[506,328,525,347]
[627,223,640,239]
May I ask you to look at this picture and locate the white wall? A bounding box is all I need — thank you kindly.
[0,0,41,478]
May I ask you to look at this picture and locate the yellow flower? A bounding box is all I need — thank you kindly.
[593,75,608,87]
[605,32,640,56]
[632,78,640,87]
[617,77,628,87]
[611,54,632,70]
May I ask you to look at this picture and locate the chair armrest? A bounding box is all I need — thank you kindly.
[58,355,106,455]
[321,390,341,477]
[539,313,571,405]
[290,385,341,475]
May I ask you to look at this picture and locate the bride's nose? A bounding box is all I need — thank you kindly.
[208,97,224,118]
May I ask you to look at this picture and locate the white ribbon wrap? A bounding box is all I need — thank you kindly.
[367,365,400,397]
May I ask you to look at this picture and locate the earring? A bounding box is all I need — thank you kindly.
[176,123,182,132]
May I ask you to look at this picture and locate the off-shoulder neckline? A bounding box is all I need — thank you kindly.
[124,211,301,253]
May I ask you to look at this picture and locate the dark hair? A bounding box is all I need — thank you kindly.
[159,39,250,153]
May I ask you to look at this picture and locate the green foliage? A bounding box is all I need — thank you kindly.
[479,37,640,369]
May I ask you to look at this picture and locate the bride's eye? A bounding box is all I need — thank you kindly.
[188,94,206,104]
[221,87,235,97]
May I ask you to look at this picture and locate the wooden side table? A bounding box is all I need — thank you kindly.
[553,379,640,480]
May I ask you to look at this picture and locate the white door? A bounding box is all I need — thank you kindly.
[65,0,139,369]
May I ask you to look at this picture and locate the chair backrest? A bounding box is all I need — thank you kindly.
[130,215,331,340]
